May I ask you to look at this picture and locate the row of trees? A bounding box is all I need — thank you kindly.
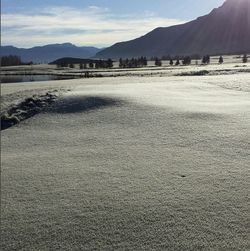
[0,55,22,66]
[119,57,148,68]
[59,54,248,69]
[151,54,201,61]
[57,59,113,69]
[95,59,113,68]
[0,55,34,66]
[153,54,248,66]
[1,54,248,68]
[153,55,209,66]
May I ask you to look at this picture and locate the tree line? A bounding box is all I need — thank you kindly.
[153,55,209,66]
[1,55,22,66]
[1,54,248,68]
[153,54,248,66]
[61,54,248,69]
[57,59,113,69]
[0,55,34,66]
[119,57,148,68]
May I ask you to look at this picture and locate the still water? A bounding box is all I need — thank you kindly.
[1,75,80,84]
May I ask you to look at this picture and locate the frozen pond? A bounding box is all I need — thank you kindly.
[0,74,80,83]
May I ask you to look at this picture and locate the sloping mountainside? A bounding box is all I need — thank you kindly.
[96,0,250,59]
[1,43,102,63]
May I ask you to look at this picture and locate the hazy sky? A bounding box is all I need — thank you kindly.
[2,0,225,48]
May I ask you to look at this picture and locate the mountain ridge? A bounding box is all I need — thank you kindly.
[96,0,250,59]
[0,43,102,63]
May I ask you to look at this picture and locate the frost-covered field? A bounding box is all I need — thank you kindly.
[1,55,250,79]
[1,62,250,250]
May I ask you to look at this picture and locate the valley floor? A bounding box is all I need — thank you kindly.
[1,65,250,250]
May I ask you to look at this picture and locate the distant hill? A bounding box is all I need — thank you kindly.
[0,43,102,63]
[96,0,250,59]
[49,57,99,65]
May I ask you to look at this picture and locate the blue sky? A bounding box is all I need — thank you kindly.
[2,0,225,48]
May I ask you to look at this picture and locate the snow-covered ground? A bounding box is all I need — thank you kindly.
[1,63,250,250]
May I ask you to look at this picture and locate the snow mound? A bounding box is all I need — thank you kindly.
[1,92,58,130]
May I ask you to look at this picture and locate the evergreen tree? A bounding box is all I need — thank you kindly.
[207,55,210,64]
[69,63,74,68]
[219,56,223,64]
[79,63,84,69]
[202,56,206,64]
[125,58,129,68]
[133,58,139,68]
[100,60,105,68]
[169,58,174,66]
[182,56,191,65]
[130,58,134,68]
[155,57,162,66]
[107,58,113,68]
[95,61,100,69]
[175,59,180,66]
[202,55,210,64]
[243,54,248,63]
[119,58,123,68]
[89,62,94,68]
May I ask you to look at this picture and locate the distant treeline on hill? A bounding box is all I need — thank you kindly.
[0,55,33,66]
[49,57,113,68]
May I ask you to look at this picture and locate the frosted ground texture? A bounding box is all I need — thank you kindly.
[1,63,250,250]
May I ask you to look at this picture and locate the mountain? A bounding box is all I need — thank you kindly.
[96,0,250,59]
[0,43,102,63]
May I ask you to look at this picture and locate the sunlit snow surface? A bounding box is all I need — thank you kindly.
[1,62,250,250]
